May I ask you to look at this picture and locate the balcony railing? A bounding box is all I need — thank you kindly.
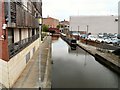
[8,34,39,58]
[5,2,40,28]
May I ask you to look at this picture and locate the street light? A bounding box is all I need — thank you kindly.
[78,26,79,40]
[38,17,42,89]
[86,25,88,35]
[86,25,89,44]
[70,27,72,38]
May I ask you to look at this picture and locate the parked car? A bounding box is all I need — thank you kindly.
[117,34,120,39]
[112,38,120,46]
[103,37,113,44]
[87,35,97,41]
[98,33,104,38]
[80,34,87,39]
[113,34,120,45]
[107,33,115,38]
[96,37,104,43]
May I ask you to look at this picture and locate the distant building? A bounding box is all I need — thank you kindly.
[60,20,69,34]
[69,16,118,35]
[48,27,60,34]
[60,19,69,28]
[0,0,42,88]
[43,17,59,28]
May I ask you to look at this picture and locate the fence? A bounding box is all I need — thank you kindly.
[8,34,39,58]
[80,39,120,51]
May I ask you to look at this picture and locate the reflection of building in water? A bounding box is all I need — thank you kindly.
[68,46,87,55]
[68,46,88,66]
[52,36,60,40]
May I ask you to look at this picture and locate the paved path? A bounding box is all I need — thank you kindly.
[12,47,40,88]
[12,36,51,89]
[41,36,51,88]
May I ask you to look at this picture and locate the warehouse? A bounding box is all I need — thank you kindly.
[69,15,118,35]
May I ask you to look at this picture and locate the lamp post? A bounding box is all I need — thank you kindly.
[86,25,88,44]
[38,17,42,89]
[86,25,88,35]
[70,27,72,38]
[78,26,79,40]
[38,17,42,41]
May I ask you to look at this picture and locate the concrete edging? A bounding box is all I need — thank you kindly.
[41,36,52,89]
[77,44,120,75]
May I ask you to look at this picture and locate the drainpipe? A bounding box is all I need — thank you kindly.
[7,0,11,27]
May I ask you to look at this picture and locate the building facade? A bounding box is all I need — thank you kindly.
[60,20,69,27]
[0,0,42,88]
[59,20,69,34]
[43,17,59,28]
[69,16,118,35]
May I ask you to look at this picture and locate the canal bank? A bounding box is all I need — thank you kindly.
[60,35,120,74]
[77,41,120,75]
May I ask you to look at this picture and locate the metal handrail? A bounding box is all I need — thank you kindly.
[8,34,39,58]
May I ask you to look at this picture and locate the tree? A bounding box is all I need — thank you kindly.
[56,25,60,29]
[61,25,63,28]
[42,24,49,32]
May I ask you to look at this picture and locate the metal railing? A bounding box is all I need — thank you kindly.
[8,34,39,58]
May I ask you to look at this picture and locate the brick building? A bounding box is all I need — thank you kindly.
[60,20,69,27]
[43,17,59,28]
[0,0,42,88]
[59,20,69,34]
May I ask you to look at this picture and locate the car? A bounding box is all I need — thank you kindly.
[117,34,120,39]
[111,34,120,45]
[87,35,97,41]
[107,33,115,38]
[103,37,113,44]
[80,34,87,39]
[112,38,120,46]
[98,33,104,38]
[96,37,104,43]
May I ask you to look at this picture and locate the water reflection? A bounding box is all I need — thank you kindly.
[68,46,87,55]
[52,38,119,88]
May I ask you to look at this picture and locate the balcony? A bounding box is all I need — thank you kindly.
[8,34,39,58]
[5,2,40,28]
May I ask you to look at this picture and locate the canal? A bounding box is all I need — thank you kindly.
[52,38,120,88]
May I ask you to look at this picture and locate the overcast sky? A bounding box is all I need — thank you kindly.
[43,0,120,21]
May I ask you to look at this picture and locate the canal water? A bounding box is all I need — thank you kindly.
[52,38,120,88]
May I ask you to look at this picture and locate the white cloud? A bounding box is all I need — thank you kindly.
[43,0,120,21]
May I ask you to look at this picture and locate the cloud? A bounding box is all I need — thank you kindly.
[42,0,119,20]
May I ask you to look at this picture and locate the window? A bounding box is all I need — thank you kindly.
[26,52,30,63]
[8,29,14,45]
